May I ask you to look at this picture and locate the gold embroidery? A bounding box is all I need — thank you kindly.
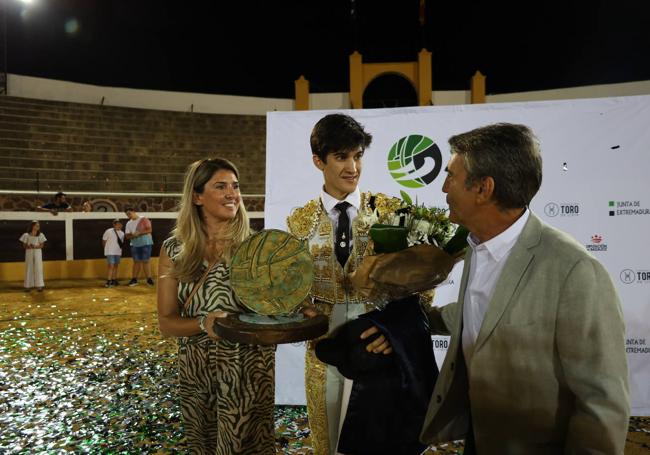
[305,344,330,455]
[373,192,403,217]
[312,300,334,319]
[302,197,375,305]
[318,221,331,236]
[287,199,322,240]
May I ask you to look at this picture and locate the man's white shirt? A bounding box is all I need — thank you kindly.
[462,209,530,365]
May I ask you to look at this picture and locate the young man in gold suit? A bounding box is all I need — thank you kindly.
[287,113,392,454]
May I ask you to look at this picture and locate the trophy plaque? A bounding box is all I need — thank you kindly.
[214,229,328,345]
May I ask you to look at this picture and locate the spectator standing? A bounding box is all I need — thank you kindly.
[19,221,47,292]
[36,192,73,215]
[102,219,125,287]
[124,207,154,286]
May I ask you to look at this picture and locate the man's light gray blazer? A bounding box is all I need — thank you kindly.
[420,213,630,454]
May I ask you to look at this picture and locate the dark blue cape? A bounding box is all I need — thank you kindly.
[315,296,438,455]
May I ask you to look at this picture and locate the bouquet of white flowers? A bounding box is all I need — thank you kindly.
[350,191,468,305]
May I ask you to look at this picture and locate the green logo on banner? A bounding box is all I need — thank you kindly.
[387,135,442,188]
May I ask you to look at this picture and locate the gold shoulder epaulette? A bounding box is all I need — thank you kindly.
[287,198,322,240]
[367,192,403,217]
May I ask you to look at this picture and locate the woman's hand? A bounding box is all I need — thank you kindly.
[301,306,320,318]
[204,311,229,340]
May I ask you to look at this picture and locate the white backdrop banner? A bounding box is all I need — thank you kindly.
[265,96,650,415]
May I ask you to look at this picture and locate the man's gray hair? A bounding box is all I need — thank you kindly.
[448,123,542,209]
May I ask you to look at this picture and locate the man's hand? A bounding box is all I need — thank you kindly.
[205,311,228,340]
[360,325,393,355]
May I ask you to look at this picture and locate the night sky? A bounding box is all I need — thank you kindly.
[4,0,650,99]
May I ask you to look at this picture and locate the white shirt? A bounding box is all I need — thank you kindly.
[125,217,140,236]
[462,209,530,365]
[320,187,361,247]
[102,228,125,256]
[125,215,153,246]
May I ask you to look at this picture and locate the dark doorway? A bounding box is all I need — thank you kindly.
[362,74,418,108]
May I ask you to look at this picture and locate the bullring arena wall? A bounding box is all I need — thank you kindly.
[2,73,650,280]
[1,75,268,280]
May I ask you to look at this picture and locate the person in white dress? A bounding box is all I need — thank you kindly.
[19,221,47,292]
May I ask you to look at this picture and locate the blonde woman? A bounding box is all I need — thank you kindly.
[19,221,47,292]
[157,158,275,454]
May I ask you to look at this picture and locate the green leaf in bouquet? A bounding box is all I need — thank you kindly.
[369,224,409,253]
[442,225,470,256]
[399,190,413,206]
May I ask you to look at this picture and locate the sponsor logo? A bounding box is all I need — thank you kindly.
[387,135,442,188]
[432,338,449,349]
[585,234,607,252]
[608,200,650,216]
[544,202,580,217]
[620,268,650,284]
[620,269,636,284]
[626,338,649,354]
[544,202,559,217]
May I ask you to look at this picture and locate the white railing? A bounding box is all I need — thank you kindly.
[1,211,264,261]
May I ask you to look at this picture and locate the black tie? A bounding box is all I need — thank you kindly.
[334,201,352,267]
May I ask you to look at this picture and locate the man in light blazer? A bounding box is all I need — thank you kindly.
[419,123,630,454]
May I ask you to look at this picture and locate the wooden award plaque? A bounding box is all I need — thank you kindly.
[214,313,328,345]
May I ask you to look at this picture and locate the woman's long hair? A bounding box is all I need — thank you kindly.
[171,158,251,282]
[28,221,40,235]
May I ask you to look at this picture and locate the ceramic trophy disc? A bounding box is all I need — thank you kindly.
[230,229,314,316]
[218,229,327,345]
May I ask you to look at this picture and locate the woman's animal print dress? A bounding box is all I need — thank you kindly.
[164,238,275,455]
